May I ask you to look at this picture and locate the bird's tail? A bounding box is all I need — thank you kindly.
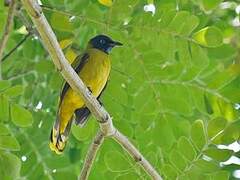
[49,117,73,154]
[49,107,90,154]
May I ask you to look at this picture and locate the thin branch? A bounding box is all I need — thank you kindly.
[1,33,30,62]
[20,1,162,179]
[7,69,34,80]
[112,130,161,179]
[1,6,42,62]
[79,131,104,180]
[0,0,17,79]
[15,8,39,36]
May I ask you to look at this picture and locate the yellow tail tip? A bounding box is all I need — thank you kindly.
[49,129,67,155]
[49,142,63,155]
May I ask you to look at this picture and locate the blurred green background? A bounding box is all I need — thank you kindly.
[1,0,240,179]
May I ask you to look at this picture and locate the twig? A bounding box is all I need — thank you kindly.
[20,1,162,179]
[7,69,34,80]
[1,6,41,62]
[79,131,104,180]
[1,33,30,62]
[15,8,39,36]
[112,130,161,179]
[0,0,17,79]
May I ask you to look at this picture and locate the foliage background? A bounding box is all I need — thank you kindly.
[1,0,240,179]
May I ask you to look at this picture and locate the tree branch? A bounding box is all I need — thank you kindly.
[20,0,162,179]
[79,131,104,180]
[0,0,17,79]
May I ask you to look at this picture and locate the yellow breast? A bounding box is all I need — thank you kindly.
[62,48,111,108]
[59,48,111,133]
[80,48,111,97]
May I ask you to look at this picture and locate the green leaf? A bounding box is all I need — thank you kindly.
[10,103,33,127]
[221,121,240,144]
[0,124,10,135]
[169,149,187,171]
[204,147,233,162]
[0,152,21,178]
[0,136,20,151]
[49,72,63,91]
[115,172,140,180]
[202,0,222,11]
[35,60,54,74]
[104,151,131,172]
[0,80,11,91]
[211,171,229,180]
[162,164,178,179]
[4,85,24,98]
[68,147,81,164]
[194,159,219,173]
[158,10,176,28]
[179,15,199,36]
[152,119,176,150]
[114,120,133,138]
[190,87,206,114]
[2,1,240,178]
[0,95,9,122]
[52,172,77,180]
[159,84,192,115]
[177,136,196,161]
[178,175,190,180]
[71,118,95,141]
[191,120,206,150]
[191,43,209,69]
[167,11,190,33]
[50,12,74,32]
[193,26,223,47]
[208,44,237,60]
[159,33,176,61]
[207,117,227,140]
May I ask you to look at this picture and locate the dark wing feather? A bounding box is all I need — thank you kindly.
[60,53,89,102]
[74,107,90,126]
[74,81,108,126]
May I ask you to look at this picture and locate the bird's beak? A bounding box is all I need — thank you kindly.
[114,41,123,46]
[110,40,123,47]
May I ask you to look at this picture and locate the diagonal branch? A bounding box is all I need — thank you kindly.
[79,131,104,180]
[20,0,162,179]
[0,0,17,79]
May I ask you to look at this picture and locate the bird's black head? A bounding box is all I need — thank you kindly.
[89,35,123,54]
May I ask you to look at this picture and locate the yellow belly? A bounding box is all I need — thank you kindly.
[59,48,110,132]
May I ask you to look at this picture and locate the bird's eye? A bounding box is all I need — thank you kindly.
[100,39,105,44]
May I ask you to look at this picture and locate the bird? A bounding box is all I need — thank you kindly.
[49,35,122,154]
